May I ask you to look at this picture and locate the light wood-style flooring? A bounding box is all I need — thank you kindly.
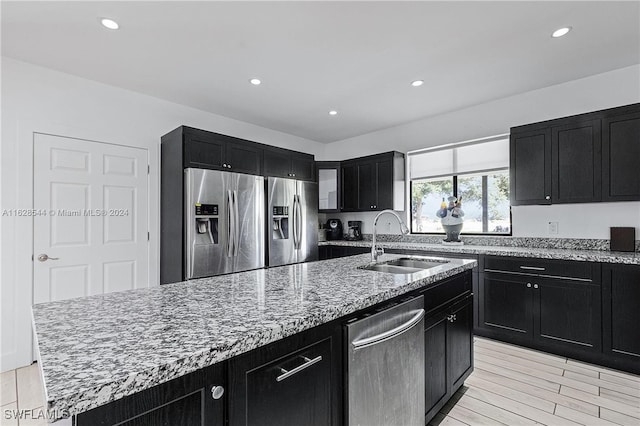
[1,337,638,425]
[432,337,640,426]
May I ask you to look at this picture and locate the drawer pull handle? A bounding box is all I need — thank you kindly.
[276,355,323,382]
[520,266,545,271]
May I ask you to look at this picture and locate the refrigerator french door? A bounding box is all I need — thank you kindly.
[185,168,265,278]
[267,177,319,267]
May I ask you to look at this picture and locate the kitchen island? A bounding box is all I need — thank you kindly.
[32,253,476,423]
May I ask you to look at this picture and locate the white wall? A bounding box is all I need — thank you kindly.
[319,65,640,239]
[0,57,325,372]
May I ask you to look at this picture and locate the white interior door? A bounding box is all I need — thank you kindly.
[33,133,149,304]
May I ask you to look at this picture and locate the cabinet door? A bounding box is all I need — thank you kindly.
[602,265,640,366]
[291,152,315,181]
[480,274,533,339]
[228,326,340,426]
[447,298,473,390]
[551,119,602,203]
[602,110,640,201]
[263,147,292,178]
[226,140,262,175]
[510,128,551,205]
[75,363,225,426]
[534,279,601,352]
[341,161,358,211]
[184,134,225,170]
[424,314,448,422]
[375,158,393,210]
[357,161,376,210]
[244,339,332,426]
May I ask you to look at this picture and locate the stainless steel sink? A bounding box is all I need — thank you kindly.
[360,257,450,274]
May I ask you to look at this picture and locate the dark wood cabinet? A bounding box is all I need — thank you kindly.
[263,146,315,181]
[420,271,473,424]
[424,295,473,423]
[478,256,602,361]
[510,103,640,205]
[510,128,551,205]
[228,324,341,426]
[551,119,601,203]
[318,244,369,260]
[183,127,262,175]
[340,152,404,212]
[602,264,640,374]
[601,109,640,201]
[75,363,226,426]
[480,273,534,339]
[340,161,358,211]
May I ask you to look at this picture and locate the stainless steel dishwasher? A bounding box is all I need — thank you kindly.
[345,295,425,426]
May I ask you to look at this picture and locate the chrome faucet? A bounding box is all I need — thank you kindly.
[371,210,410,262]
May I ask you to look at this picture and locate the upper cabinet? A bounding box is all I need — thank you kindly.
[183,127,263,175]
[602,109,640,201]
[340,151,405,212]
[316,162,340,213]
[510,103,640,205]
[264,146,315,181]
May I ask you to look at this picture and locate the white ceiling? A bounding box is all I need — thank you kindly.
[2,1,639,143]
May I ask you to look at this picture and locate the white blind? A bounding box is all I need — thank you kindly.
[409,136,509,180]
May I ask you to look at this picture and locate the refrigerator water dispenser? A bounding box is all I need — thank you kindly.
[272,206,289,240]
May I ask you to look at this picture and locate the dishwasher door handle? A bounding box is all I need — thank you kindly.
[352,309,425,350]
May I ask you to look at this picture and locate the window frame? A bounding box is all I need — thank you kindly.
[407,135,512,236]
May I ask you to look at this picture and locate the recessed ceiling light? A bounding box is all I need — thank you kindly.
[411,80,424,87]
[328,110,338,116]
[250,78,261,85]
[552,27,571,38]
[100,18,119,30]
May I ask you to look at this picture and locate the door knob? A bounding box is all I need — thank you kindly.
[37,254,59,262]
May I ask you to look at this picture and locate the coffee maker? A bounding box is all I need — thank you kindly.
[325,219,343,240]
[345,221,363,241]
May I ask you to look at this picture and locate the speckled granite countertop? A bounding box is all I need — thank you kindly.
[32,254,476,421]
[319,241,640,265]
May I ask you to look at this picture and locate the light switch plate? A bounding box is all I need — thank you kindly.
[548,221,559,235]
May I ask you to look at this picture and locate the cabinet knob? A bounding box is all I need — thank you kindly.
[292,173,296,177]
[227,164,231,169]
[545,195,550,200]
[447,314,456,323]
[211,385,224,400]
[223,163,227,167]
[526,283,532,288]
[534,284,539,289]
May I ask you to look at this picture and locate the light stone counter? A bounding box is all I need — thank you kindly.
[32,254,476,421]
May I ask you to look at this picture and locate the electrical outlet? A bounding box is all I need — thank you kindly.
[548,221,559,235]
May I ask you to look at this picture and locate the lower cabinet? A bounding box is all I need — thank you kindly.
[424,296,473,423]
[479,271,601,354]
[602,264,640,373]
[318,244,370,260]
[75,362,226,426]
[227,324,342,426]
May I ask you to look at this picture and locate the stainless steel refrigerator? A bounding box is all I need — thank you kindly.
[185,168,265,278]
[267,177,318,267]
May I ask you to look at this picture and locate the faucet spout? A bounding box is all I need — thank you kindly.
[371,210,410,262]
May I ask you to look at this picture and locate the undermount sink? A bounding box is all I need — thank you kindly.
[360,257,450,274]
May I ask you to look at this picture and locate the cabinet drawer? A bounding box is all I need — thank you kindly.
[484,256,596,281]
[421,273,471,313]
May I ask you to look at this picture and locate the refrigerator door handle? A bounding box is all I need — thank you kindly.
[227,190,234,257]
[233,190,240,256]
[295,195,303,250]
[291,195,298,249]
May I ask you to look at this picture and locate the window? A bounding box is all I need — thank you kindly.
[408,136,511,235]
